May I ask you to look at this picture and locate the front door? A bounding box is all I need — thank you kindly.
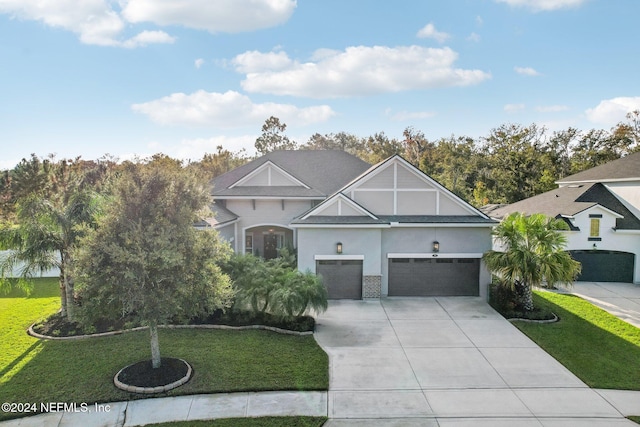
[263,234,278,259]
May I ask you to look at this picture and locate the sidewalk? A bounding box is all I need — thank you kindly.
[0,391,328,426]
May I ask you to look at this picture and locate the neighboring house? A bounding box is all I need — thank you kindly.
[210,150,496,299]
[484,151,640,284]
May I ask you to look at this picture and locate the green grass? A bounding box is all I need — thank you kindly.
[145,416,327,427]
[0,279,329,422]
[513,290,640,390]
[0,278,60,385]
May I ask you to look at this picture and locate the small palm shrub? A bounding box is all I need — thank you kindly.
[223,253,328,319]
[271,270,328,318]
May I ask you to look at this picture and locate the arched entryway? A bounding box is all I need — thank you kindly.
[244,225,294,259]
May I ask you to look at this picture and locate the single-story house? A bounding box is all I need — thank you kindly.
[484,152,640,284]
[210,150,496,299]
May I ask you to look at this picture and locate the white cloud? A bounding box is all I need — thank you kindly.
[0,0,294,47]
[0,0,174,47]
[585,97,640,125]
[504,103,526,112]
[121,0,296,33]
[194,58,205,69]
[495,0,587,12]
[514,66,541,76]
[234,46,491,98]
[122,30,175,48]
[131,90,335,127]
[536,105,569,112]
[0,0,124,46]
[416,23,450,43]
[232,50,293,73]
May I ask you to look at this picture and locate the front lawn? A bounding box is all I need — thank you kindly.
[513,290,640,390]
[0,279,329,422]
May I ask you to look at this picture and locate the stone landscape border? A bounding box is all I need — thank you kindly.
[27,322,313,341]
[507,312,559,323]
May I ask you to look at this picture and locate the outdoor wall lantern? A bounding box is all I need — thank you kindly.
[336,242,343,254]
[432,241,440,253]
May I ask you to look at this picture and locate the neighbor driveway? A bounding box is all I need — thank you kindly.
[314,297,635,426]
[564,281,640,328]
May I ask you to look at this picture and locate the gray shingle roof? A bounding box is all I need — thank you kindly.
[557,151,640,184]
[485,182,640,230]
[212,150,371,198]
[207,202,239,226]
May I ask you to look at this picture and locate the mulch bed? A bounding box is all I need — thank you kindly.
[116,357,189,388]
[32,309,315,338]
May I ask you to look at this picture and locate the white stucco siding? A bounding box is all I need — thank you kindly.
[296,228,382,276]
[381,227,493,298]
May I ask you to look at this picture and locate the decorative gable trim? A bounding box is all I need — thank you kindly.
[301,193,378,220]
[341,155,489,218]
[229,161,310,189]
[577,204,624,219]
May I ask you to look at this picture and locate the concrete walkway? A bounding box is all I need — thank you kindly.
[3,296,640,426]
[561,281,640,328]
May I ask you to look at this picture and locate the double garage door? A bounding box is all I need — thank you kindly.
[389,257,480,297]
[569,250,634,283]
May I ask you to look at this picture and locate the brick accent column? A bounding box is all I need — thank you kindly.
[363,275,382,298]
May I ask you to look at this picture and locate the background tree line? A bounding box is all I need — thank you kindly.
[1,110,638,223]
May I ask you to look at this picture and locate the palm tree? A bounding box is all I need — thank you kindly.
[0,189,100,321]
[483,212,581,311]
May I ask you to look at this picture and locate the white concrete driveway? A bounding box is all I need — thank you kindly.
[314,297,635,426]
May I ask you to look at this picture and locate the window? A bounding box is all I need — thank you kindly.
[590,218,600,237]
[245,234,253,254]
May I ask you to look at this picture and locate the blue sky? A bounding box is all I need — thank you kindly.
[1,0,639,169]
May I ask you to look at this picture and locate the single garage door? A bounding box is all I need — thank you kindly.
[389,258,480,296]
[316,259,363,299]
[569,250,634,283]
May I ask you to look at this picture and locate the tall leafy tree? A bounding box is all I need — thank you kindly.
[483,213,581,311]
[255,116,298,155]
[76,161,233,369]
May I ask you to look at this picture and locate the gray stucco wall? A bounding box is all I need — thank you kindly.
[296,228,382,276]
[296,225,494,298]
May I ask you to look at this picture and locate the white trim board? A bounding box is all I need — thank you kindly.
[387,253,483,259]
[314,255,365,260]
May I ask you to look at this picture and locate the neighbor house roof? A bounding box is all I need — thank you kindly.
[485,182,640,230]
[557,151,640,184]
[212,150,371,198]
